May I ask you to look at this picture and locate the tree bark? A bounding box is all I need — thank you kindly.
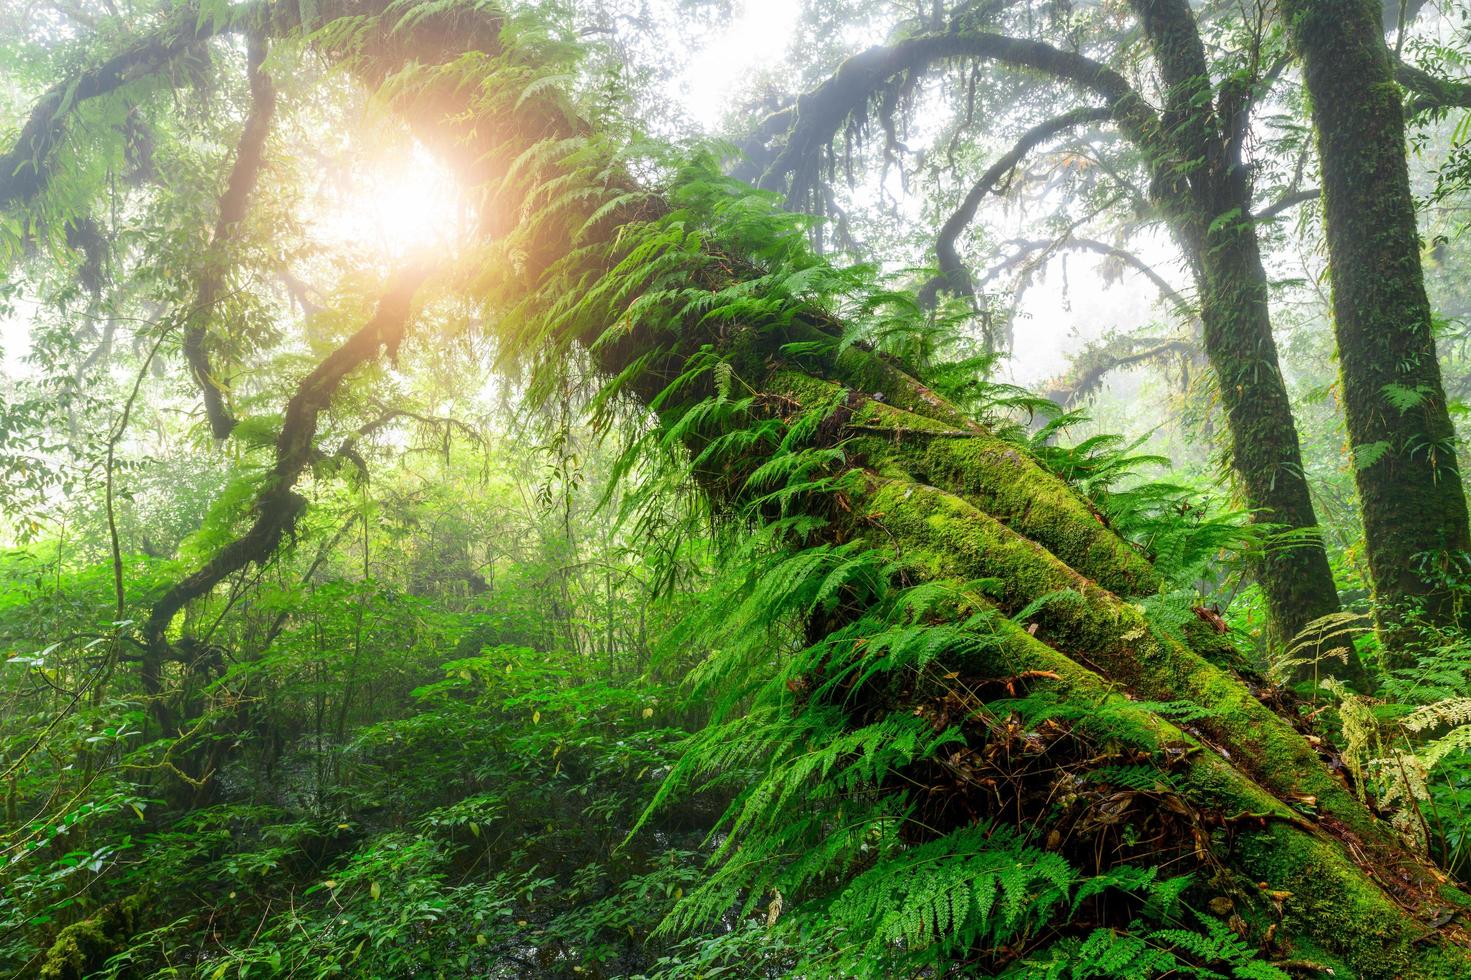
[1282,0,1471,648]
[1129,0,1346,665]
[1193,198,1348,662]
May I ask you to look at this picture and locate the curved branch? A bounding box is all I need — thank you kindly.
[143,267,427,721]
[326,405,483,475]
[1065,237,1193,314]
[918,106,1113,306]
[185,31,277,441]
[982,235,1194,316]
[758,30,1172,205]
[0,6,231,210]
[1041,334,1193,406]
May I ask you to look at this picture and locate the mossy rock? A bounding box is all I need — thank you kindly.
[40,893,145,980]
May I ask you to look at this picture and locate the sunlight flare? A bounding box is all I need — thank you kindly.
[313,142,467,259]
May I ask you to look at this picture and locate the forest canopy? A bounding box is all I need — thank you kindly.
[8,0,1471,977]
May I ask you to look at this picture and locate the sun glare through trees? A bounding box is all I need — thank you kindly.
[313,142,467,260]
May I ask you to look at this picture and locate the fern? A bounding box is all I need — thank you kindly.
[826,823,1074,960]
[1353,439,1394,470]
[1014,911,1289,979]
[1382,382,1432,411]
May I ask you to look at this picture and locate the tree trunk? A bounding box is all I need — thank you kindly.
[1194,197,1349,669]
[1131,0,1347,675]
[1282,0,1471,648]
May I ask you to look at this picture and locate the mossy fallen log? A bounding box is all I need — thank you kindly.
[851,473,1470,977]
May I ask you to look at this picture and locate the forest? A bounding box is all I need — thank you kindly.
[10,0,1471,976]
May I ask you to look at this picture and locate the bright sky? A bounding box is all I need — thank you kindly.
[0,301,33,376]
[312,141,467,260]
[672,0,800,130]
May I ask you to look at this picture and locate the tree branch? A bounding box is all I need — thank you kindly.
[918,106,1113,307]
[1395,59,1471,114]
[981,234,1194,316]
[184,31,276,441]
[1256,187,1319,220]
[0,5,235,210]
[758,29,1173,207]
[1042,333,1194,406]
[143,266,427,723]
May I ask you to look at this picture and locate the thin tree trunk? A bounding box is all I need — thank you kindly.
[1283,0,1471,648]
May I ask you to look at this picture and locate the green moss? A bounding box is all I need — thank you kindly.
[40,893,145,979]
[1233,826,1468,979]
[895,574,1467,976]
[766,370,1161,598]
[849,472,1465,940]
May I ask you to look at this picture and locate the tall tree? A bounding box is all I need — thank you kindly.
[1282,0,1471,647]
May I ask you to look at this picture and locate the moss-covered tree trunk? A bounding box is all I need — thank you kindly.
[1282,0,1471,646]
[1195,210,1345,660]
[1132,0,1345,670]
[357,10,1469,973]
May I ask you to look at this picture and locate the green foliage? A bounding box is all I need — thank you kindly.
[1018,912,1291,979]
[624,399,1242,972]
[2,2,1465,978]
[825,823,1078,961]
[1027,422,1257,588]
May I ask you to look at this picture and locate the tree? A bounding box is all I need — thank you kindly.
[1282,0,1471,649]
